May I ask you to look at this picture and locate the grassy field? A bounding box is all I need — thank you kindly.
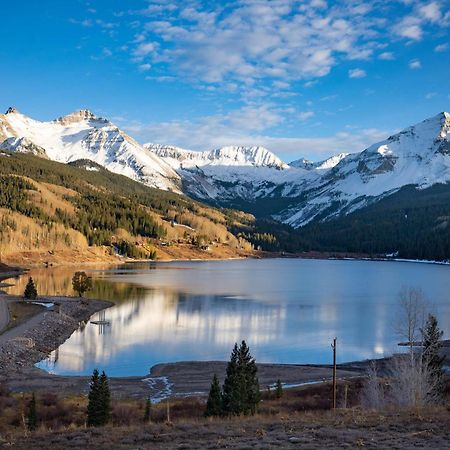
[1,378,449,449]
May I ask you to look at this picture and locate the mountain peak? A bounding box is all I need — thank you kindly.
[55,109,105,125]
[5,106,19,115]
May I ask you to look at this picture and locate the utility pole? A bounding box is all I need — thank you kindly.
[332,337,337,410]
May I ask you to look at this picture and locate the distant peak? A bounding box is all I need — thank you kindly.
[5,106,18,115]
[55,109,108,125]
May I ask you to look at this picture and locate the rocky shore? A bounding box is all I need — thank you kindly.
[0,296,111,375]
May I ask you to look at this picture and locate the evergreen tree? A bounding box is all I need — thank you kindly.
[72,271,93,297]
[237,340,261,415]
[221,341,261,416]
[222,343,241,415]
[421,314,444,399]
[205,374,222,417]
[27,392,37,431]
[143,397,152,423]
[98,371,111,425]
[275,379,283,399]
[24,277,38,300]
[87,369,101,426]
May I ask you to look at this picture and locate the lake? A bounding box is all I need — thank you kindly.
[6,258,450,376]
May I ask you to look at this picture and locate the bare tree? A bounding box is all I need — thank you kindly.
[361,287,441,411]
[388,355,439,408]
[395,287,428,362]
[360,362,385,410]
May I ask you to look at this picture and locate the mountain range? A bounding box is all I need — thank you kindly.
[1,107,449,232]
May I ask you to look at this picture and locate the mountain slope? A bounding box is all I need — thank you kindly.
[0,108,181,192]
[277,112,450,227]
[0,151,268,265]
[146,142,319,203]
[297,183,450,260]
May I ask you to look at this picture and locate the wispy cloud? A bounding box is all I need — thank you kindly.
[348,68,366,78]
[434,43,448,52]
[123,0,447,94]
[127,2,384,88]
[121,105,390,160]
[379,52,395,60]
[394,1,443,41]
[409,59,422,69]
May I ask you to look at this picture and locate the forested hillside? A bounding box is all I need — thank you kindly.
[0,152,280,264]
[298,184,450,261]
[1,151,448,264]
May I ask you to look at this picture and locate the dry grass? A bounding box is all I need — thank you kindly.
[24,179,76,218]
[0,208,88,256]
[2,403,449,449]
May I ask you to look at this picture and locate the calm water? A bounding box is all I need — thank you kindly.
[6,259,450,376]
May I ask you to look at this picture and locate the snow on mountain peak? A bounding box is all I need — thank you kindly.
[146,143,288,169]
[55,109,108,125]
[289,153,349,171]
[0,109,181,192]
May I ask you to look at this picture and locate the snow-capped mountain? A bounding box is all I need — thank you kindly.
[0,108,181,191]
[277,112,450,227]
[289,153,349,171]
[1,106,448,230]
[145,144,289,170]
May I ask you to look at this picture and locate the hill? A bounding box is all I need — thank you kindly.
[0,152,273,266]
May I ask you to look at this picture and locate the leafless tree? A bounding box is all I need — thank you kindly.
[388,355,439,408]
[360,362,385,410]
[395,287,428,362]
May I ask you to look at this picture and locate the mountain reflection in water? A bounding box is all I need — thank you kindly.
[6,259,448,377]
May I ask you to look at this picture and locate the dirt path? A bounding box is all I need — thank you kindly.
[0,304,47,344]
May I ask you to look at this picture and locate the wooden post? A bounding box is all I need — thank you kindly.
[332,337,337,410]
[166,398,171,423]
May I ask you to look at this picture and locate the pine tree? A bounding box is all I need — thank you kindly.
[205,374,222,417]
[222,343,241,415]
[98,371,111,425]
[421,314,444,400]
[143,397,152,423]
[24,277,38,300]
[27,392,37,431]
[275,379,283,399]
[221,341,261,416]
[238,340,261,415]
[87,369,101,426]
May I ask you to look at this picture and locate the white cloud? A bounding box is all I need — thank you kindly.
[409,59,422,69]
[133,42,157,57]
[348,68,367,78]
[425,92,437,99]
[122,105,389,160]
[418,2,441,22]
[298,111,315,121]
[128,1,395,88]
[379,52,395,60]
[394,1,443,41]
[434,43,448,52]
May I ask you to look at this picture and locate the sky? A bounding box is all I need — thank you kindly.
[0,0,449,162]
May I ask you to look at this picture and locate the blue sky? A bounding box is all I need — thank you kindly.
[0,0,449,161]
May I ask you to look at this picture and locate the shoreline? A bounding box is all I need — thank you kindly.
[3,246,450,274]
[0,291,365,401]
